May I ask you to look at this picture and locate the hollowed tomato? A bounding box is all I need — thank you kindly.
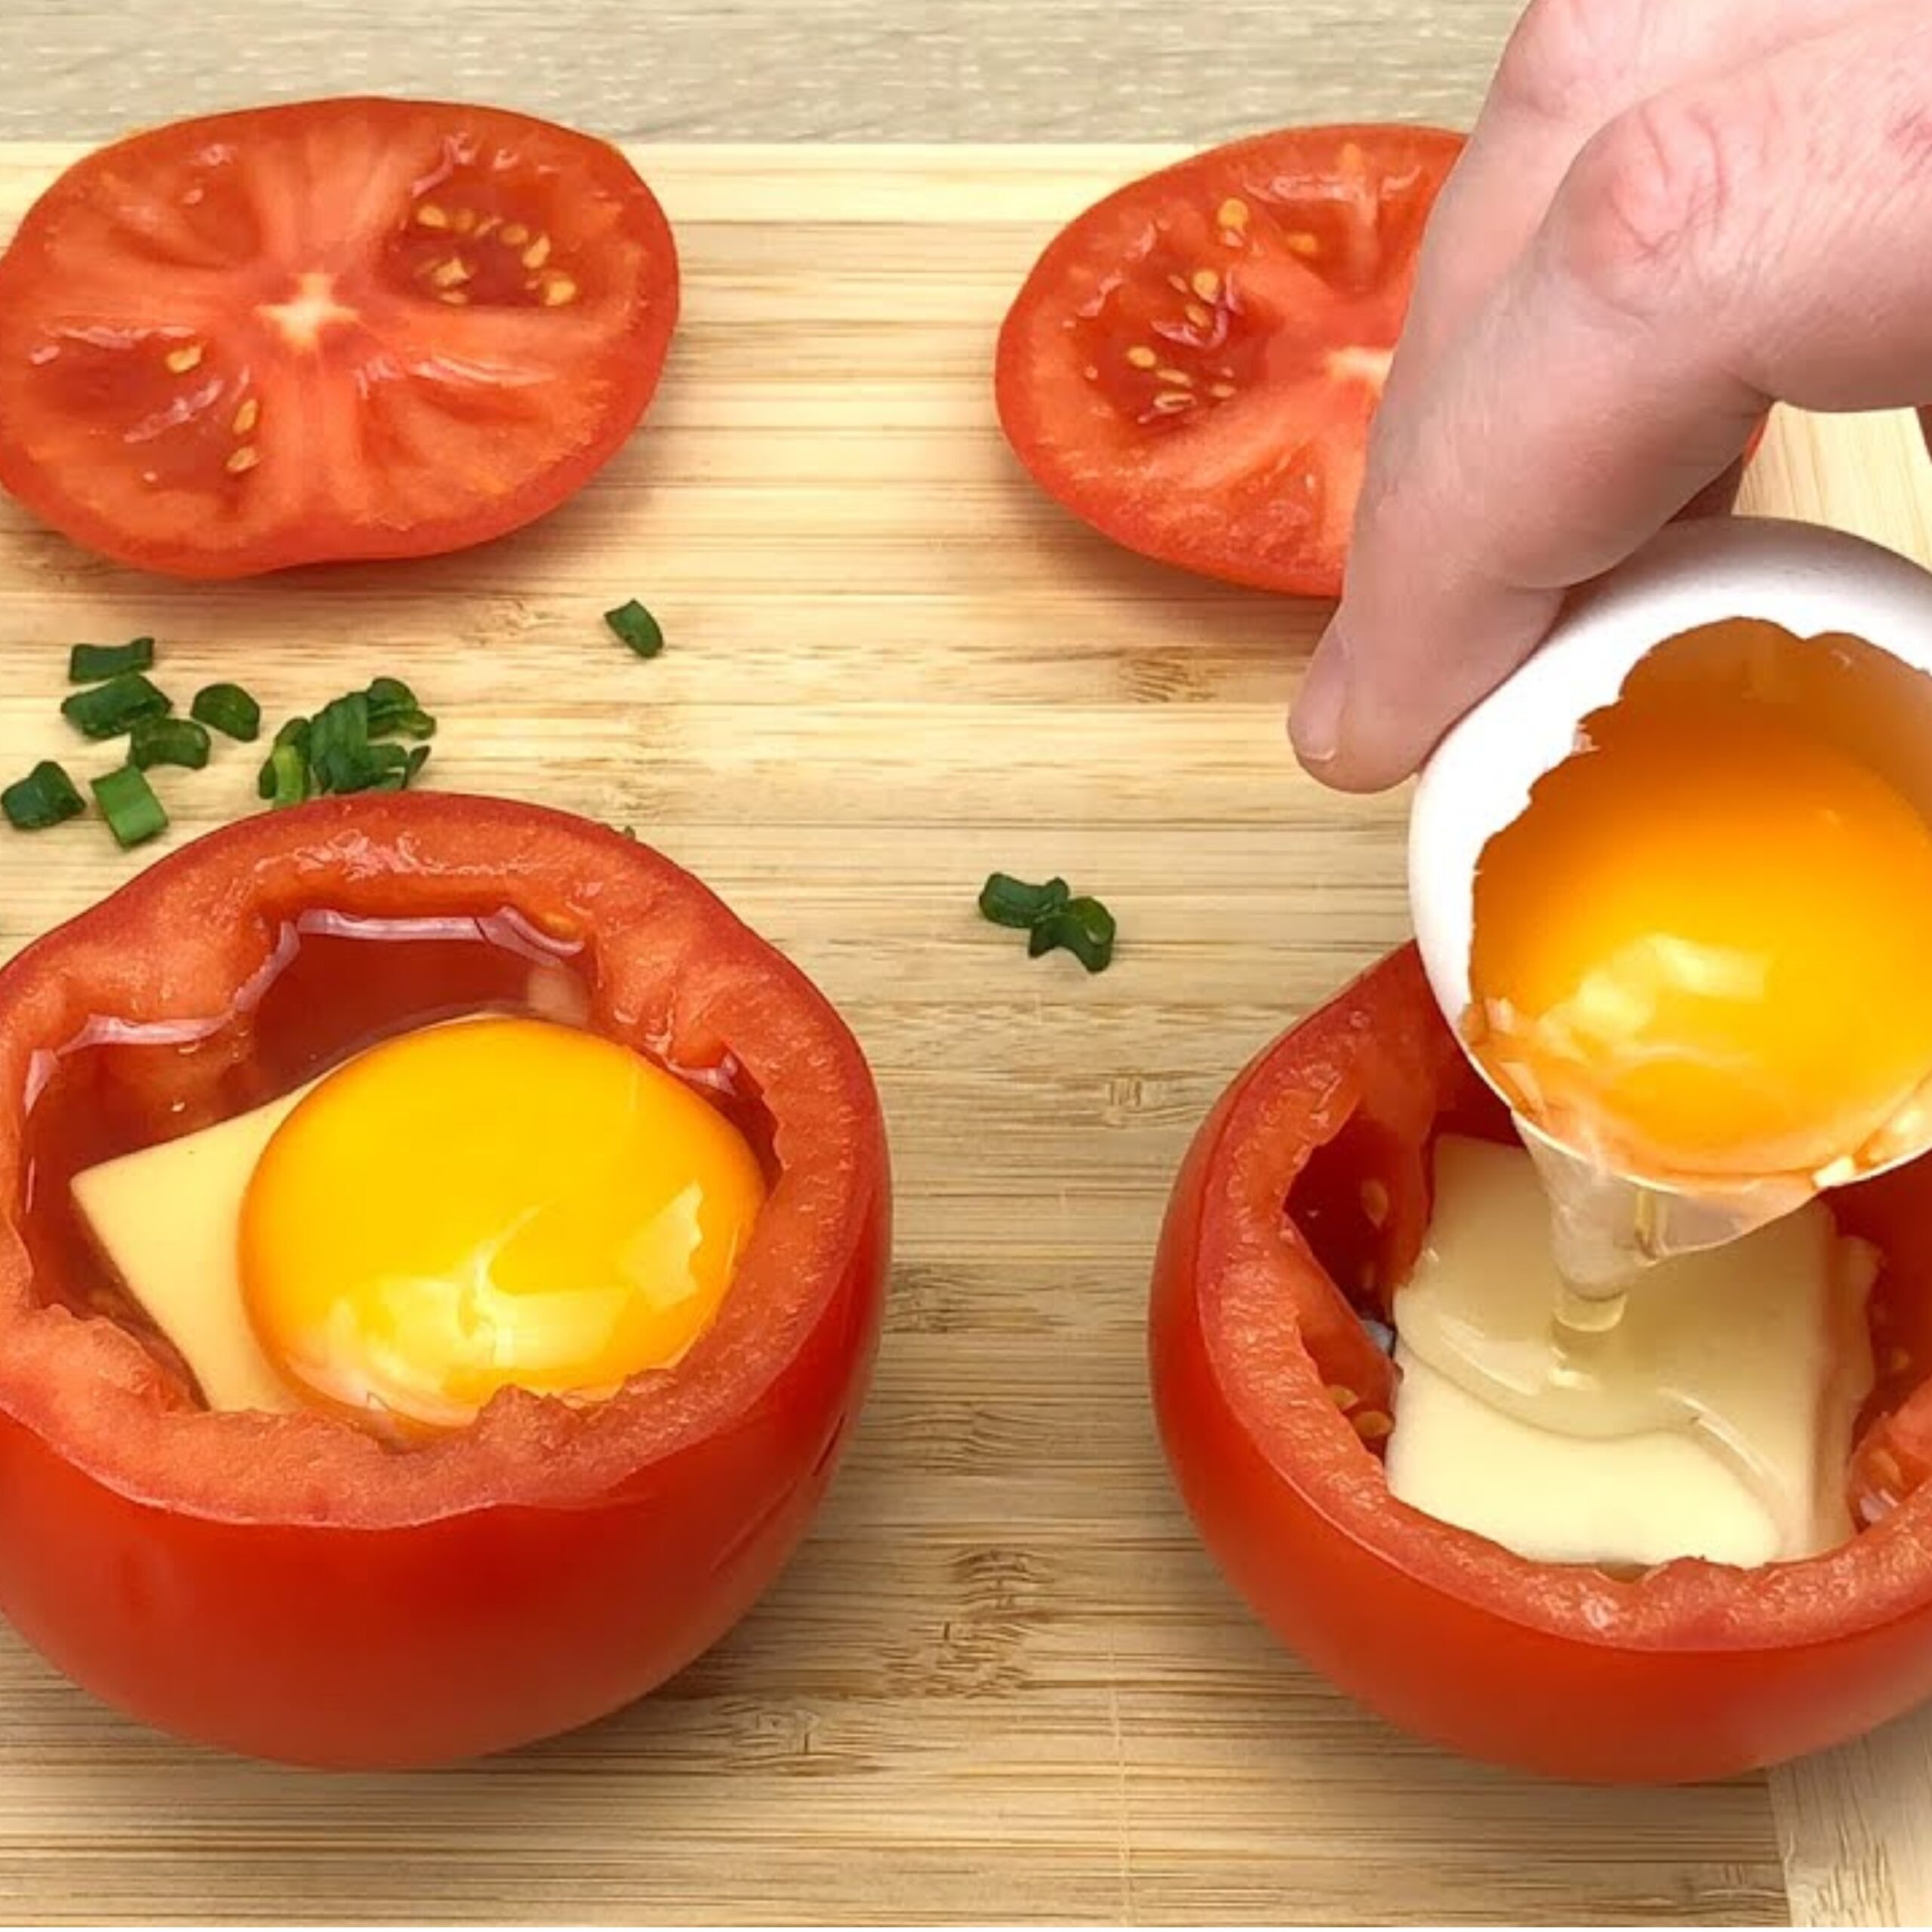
[0,99,678,578]
[1150,944,1932,1783]
[0,795,888,1768]
[995,126,1463,598]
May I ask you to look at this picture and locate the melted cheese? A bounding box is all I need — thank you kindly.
[1386,1136,1874,1568]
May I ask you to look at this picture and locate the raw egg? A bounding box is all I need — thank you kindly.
[74,1016,767,1435]
[1409,517,1932,1275]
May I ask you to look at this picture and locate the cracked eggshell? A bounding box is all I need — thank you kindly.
[1407,515,1932,1058]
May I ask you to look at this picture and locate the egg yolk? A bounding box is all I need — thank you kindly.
[1469,694,1932,1185]
[239,1017,767,1432]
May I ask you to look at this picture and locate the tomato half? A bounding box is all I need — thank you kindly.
[0,796,888,1767]
[995,127,1463,598]
[1150,945,1932,1783]
[0,99,678,578]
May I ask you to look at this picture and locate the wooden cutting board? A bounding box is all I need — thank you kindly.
[0,143,1925,1928]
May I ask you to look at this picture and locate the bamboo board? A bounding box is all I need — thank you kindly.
[0,143,1924,1927]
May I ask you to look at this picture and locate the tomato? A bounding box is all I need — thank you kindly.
[1149,944,1932,1783]
[0,99,678,579]
[0,796,888,1767]
[995,127,1463,598]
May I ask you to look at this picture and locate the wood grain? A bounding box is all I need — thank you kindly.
[0,140,1916,1928]
[2,1,1514,143]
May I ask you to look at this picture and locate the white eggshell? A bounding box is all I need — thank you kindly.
[1408,516,1932,1035]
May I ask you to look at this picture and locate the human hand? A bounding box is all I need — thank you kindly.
[1289,0,1932,790]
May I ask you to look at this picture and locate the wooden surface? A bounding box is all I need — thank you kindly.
[2,0,1515,143]
[0,141,1923,1927]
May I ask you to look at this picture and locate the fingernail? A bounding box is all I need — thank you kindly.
[1291,625,1350,768]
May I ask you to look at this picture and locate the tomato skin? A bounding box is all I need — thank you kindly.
[0,797,888,1767]
[997,126,1463,598]
[0,100,679,580]
[1151,945,1932,1783]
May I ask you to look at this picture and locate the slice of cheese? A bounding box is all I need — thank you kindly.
[1386,1135,1874,1569]
[72,1082,318,1414]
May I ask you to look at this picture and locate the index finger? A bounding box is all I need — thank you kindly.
[1294,0,1932,791]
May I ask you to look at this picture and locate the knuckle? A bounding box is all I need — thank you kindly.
[1494,0,1646,125]
[1554,93,1745,318]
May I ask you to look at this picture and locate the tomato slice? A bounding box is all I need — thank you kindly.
[996,127,1463,598]
[0,99,678,578]
[1150,944,1932,1783]
[0,797,888,1767]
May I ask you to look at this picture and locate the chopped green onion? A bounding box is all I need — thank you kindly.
[129,715,211,771]
[979,870,1115,973]
[363,675,435,740]
[257,678,435,809]
[605,598,665,659]
[191,682,263,742]
[260,740,312,810]
[60,672,171,741]
[1026,895,1117,974]
[2,761,85,831]
[258,718,311,804]
[68,638,155,684]
[304,692,374,792]
[978,872,1071,931]
[91,765,168,849]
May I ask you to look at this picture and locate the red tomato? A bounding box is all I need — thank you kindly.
[0,100,678,579]
[1150,945,1932,1783]
[995,127,1463,598]
[0,796,888,1767]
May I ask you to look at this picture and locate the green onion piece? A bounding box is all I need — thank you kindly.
[91,765,168,849]
[68,638,155,684]
[2,761,85,831]
[60,672,171,741]
[312,694,437,794]
[191,682,263,742]
[258,718,311,804]
[1026,895,1117,974]
[254,679,436,811]
[978,872,1071,931]
[129,715,211,771]
[605,598,666,659]
[362,675,435,740]
[307,693,393,794]
[260,742,312,810]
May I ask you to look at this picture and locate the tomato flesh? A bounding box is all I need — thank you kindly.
[997,127,1463,597]
[0,797,888,1767]
[0,99,678,578]
[1150,945,1932,1782]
